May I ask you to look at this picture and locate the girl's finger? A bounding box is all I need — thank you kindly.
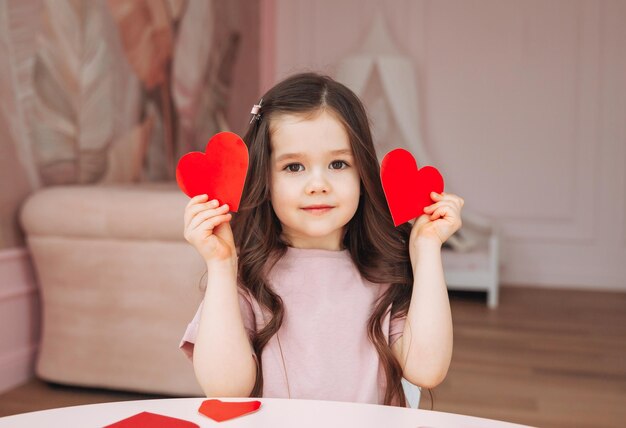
[424,203,437,213]
[188,203,229,230]
[186,194,208,209]
[184,195,211,225]
[188,204,229,231]
[424,199,444,212]
[444,194,464,208]
[424,201,454,213]
[438,193,464,208]
[431,192,444,201]
[193,213,232,234]
[184,199,220,228]
[430,206,452,221]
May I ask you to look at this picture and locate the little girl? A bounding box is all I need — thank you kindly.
[180,72,464,407]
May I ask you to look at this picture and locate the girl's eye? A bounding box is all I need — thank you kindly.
[284,163,304,173]
[330,160,349,170]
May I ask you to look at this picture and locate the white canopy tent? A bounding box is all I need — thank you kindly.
[335,14,500,309]
[336,14,432,167]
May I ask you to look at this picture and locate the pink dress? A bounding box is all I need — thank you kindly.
[180,247,406,405]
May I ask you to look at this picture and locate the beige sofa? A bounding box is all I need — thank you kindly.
[20,183,205,396]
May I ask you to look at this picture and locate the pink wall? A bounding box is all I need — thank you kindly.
[0,249,39,393]
[259,0,276,94]
[226,0,262,135]
[267,0,626,290]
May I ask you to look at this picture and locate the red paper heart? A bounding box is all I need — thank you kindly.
[380,148,444,226]
[104,411,199,428]
[198,399,261,422]
[176,132,249,211]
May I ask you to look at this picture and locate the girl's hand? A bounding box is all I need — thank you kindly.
[409,192,464,249]
[183,194,236,264]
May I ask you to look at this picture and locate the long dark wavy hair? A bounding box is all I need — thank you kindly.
[231,72,414,406]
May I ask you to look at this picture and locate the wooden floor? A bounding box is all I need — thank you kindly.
[1,286,625,427]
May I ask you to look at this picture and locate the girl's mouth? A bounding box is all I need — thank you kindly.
[302,205,334,215]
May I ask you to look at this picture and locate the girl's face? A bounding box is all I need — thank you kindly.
[269,110,361,250]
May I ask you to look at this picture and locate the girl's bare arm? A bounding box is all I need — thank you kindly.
[183,195,256,396]
[393,241,453,388]
[192,258,256,397]
[393,192,463,388]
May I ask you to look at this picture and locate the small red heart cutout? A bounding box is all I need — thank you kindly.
[198,399,261,422]
[380,148,444,226]
[176,132,249,211]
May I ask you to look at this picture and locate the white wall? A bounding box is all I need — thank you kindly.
[268,0,626,290]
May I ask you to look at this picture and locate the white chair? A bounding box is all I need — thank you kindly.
[401,378,421,409]
[441,211,501,308]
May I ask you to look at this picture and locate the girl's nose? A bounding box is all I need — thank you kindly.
[305,171,329,194]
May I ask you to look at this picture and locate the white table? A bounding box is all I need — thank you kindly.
[0,397,533,427]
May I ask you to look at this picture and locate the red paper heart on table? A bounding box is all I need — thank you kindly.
[380,148,444,226]
[104,411,199,427]
[176,131,249,212]
[198,399,262,422]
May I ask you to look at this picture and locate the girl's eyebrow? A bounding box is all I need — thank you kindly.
[274,149,353,163]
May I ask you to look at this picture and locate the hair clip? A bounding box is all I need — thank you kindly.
[249,98,263,124]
